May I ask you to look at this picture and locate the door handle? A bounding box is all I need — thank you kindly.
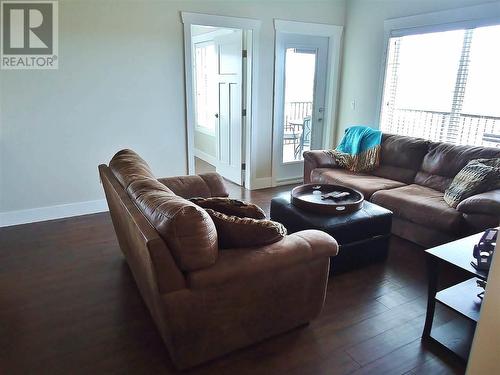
[215,113,219,118]
[318,107,325,122]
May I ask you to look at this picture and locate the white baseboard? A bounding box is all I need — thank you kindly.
[194,148,217,166]
[0,199,108,228]
[275,177,303,186]
[249,177,273,190]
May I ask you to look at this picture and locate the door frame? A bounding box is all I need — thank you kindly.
[181,12,261,188]
[272,19,343,186]
[273,34,329,184]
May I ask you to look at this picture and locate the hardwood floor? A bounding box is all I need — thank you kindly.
[0,183,467,374]
[194,157,216,174]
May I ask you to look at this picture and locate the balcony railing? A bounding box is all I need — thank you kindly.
[283,101,313,162]
[385,108,500,147]
[284,101,312,133]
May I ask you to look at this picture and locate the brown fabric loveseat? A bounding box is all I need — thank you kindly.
[304,134,500,248]
[99,149,338,370]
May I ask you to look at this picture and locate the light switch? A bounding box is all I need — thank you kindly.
[350,100,356,110]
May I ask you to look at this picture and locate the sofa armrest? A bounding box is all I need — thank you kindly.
[456,189,500,217]
[303,150,338,183]
[158,173,228,199]
[187,230,338,289]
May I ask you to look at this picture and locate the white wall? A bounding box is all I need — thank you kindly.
[0,0,346,224]
[195,130,217,159]
[336,0,499,143]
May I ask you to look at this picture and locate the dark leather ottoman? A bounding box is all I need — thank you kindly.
[270,192,393,273]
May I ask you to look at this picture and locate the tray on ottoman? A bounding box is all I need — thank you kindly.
[291,184,364,215]
[271,191,393,273]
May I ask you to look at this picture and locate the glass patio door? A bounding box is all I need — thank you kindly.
[274,33,329,183]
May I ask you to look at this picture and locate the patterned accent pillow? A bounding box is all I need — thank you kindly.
[189,197,266,219]
[444,158,500,208]
[204,209,287,248]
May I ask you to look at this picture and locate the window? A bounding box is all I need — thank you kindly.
[193,41,217,134]
[380,24,500,147]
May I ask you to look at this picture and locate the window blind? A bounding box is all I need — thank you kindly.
[380,24,500,148]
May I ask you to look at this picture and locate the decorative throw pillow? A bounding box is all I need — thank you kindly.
[189,197,266,220]
[444,158,500,208]
[204,208,286,248]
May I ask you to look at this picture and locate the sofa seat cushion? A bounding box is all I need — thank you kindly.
[311,168,405,199]
[187,230,337,289]
[371,184,463,234]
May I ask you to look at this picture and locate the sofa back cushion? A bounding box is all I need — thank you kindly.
[372,134,430,183]
[109,149,156,188]
[415,142,500,192]
[159,173,229,199]
[127,178,218,271]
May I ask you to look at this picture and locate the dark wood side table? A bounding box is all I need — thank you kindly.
[423,232,488,362]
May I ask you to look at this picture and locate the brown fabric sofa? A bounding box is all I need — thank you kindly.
[304,134,500,248]
[99,149,338,370]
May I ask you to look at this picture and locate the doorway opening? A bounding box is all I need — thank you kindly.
[182,13,260,188]
[191,25,242,182]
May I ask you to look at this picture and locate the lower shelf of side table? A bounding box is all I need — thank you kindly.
[435,278,482,322]
[430,278,483,361]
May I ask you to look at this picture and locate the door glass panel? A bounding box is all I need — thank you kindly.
[282,47,317,163]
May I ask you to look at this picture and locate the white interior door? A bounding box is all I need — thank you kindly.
[214,30,243,185]
[273,33,329,183]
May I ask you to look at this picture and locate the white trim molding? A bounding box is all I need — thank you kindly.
[250,177,273,190]
[181,12,261,31]
[385,2,500,37]
[274,19,343,37]
[275,177,303,186]
[375,2,500,128]
[181,12,262,190]
[0,199,108,228]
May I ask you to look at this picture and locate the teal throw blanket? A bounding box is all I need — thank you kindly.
[326,126,382,172]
